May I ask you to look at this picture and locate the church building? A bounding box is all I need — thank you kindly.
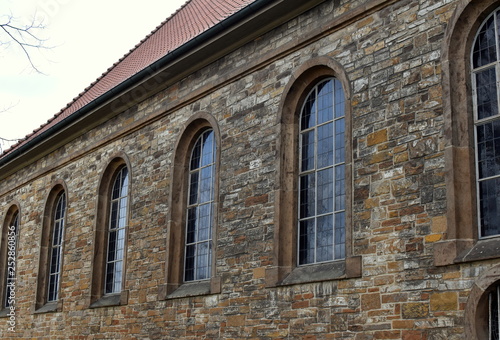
[1,0,500,338]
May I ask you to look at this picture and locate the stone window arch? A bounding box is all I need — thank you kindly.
[90,155,131,307]
[35,182,68,313]
[266,57,361,287]
[159,112,221,299]
[465,263,500,339]
[436,0,500,265]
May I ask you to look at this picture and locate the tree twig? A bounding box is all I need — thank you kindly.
[0,14,48,73]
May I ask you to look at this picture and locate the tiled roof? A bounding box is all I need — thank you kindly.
[2,0,256,157]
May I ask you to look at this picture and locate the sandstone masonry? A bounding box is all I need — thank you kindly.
[0,0,499,338]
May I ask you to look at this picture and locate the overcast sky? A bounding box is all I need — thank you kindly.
[0,0,186,151]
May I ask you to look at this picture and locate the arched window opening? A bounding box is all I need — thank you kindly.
[298,78,346,265]
[48,192,66,302]
[185,129,215,282]
[105,166,129,294]
[471,8,500,238]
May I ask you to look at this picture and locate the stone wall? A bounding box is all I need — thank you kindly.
[0,0,497,338]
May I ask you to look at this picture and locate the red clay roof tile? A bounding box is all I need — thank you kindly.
[2,0,257,157]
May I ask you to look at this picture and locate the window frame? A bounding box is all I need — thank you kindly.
[90,156,131,308]
[184,129,216,283]
[297,77,347,266]
[35,183,68,313]
[104,165,129,295]
[266,57,361,288]
[159,112,221,300]
[437,0,500,266]
[470,9,500,239]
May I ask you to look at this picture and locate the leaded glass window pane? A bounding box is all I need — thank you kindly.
[472,10,500,238]
[185,129,215,282]
[476,68,498,120]
[105,166,128,294]
[298,78,346,265]
[48,192,65,302]
[473,15,497,68]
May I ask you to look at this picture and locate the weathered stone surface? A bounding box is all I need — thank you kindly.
[0,0,497,338]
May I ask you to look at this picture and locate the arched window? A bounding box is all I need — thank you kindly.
[465,264,500,339]
[48,192,66,301]
[267,58,361,288]
[91,156,130,307]
[471,9,500,238]
[185,129,215,281]
[436,0,500,266]
[487,283,500,338]
[105,166,129,294]
[36,185,67,313]
[160,113,221,299]
[298,78,346,264]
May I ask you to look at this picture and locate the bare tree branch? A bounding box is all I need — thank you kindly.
[0,136,20,154]
[0,13,48,73]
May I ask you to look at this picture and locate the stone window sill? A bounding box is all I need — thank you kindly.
[434,238,500,266]
[265,256,362,287]
[34,300,62,314]
[456,237,500,263]
[0,307,15,318]
[89,290,128,308]
[158,277,221,300]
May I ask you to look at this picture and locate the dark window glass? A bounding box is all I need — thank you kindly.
[489,285,500,339]
[105,167,128,294]
[298,78,346,265]
[48,192,66,302]
[185,129,215,282]
[472,10,500,238]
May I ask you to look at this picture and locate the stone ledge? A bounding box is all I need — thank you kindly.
[455,237,500,263]
[158,277,221,300]
[89,291,128,309]
[34,300,62,314]
[434,238,500,266]
[266,256,362,287]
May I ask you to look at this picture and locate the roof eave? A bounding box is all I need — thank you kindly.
[0,0,326,181]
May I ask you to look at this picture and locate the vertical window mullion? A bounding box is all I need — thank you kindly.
[313,87,318,264]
